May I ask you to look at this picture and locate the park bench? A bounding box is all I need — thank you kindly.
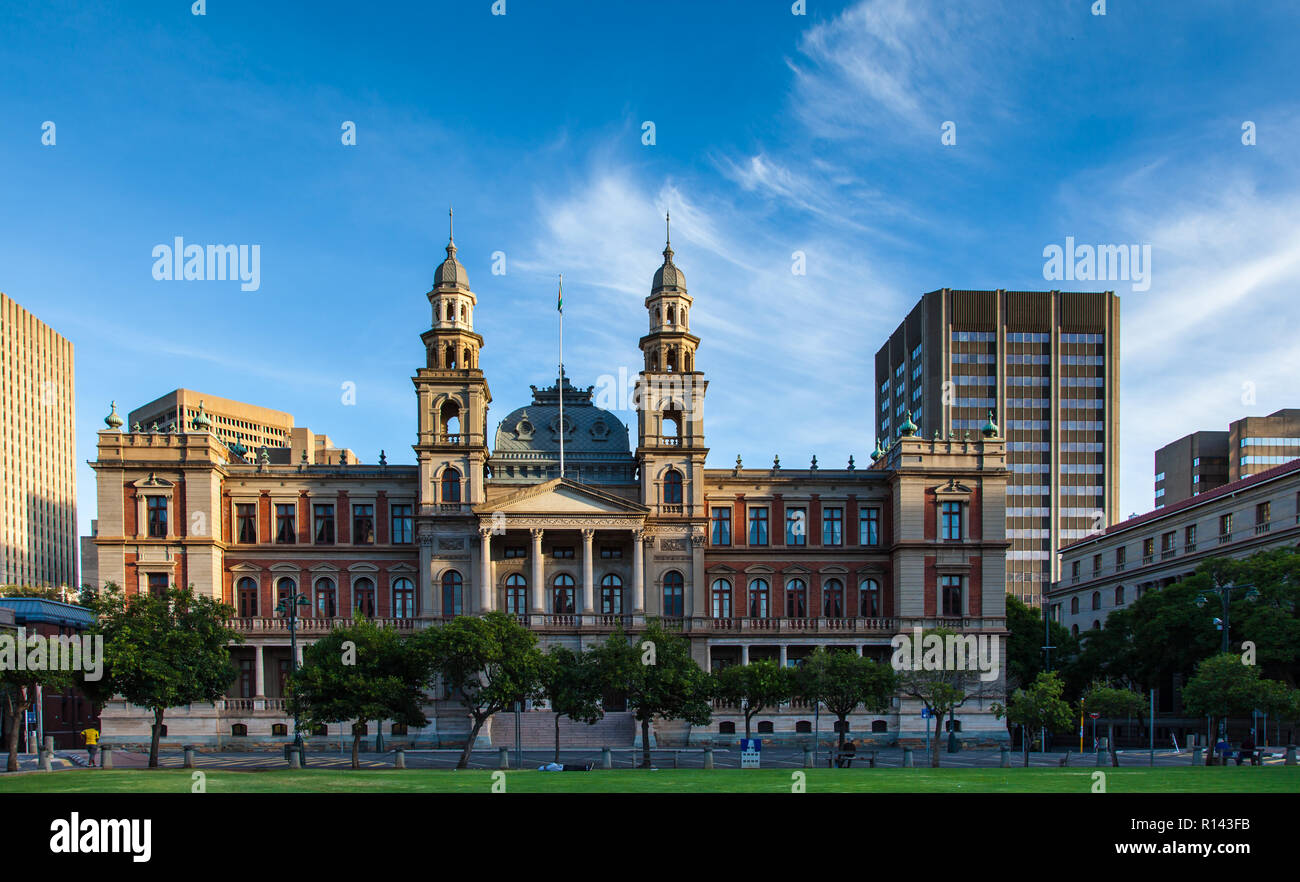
[828,749,877,768]
[1057,750,1072,767]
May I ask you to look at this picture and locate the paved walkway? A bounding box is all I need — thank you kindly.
[16,745,1287,771]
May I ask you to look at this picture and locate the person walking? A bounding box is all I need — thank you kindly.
[82,726,100,767]
[1237,733,1255,767]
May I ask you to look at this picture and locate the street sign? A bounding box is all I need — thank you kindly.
[920,707,931,719]
[1088,712,1100,719]
[739,738,761,769]
[25,711,36,726]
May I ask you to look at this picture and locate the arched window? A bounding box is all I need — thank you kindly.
[662,571,684,617]
[231,724,248,737]
[748,578,769,618]
[552,574,576,614]
[393,577,415,618]
[711,579,732,618]
[663,469,683,504]
[237,577,258,618]
[795,720,812,734]
[445,343,456,368]
[441,467,462,503]
[667,305,675,324]
[1070,596,1080,614]
[1092,620,1101,630]
[1114,585,1125,606]
[860,578,880,617]
[506,573,527,616]
[463,347,472,369]
[276,578,296,609]
[785,578,807,618]
[1091,591,1101,610]
[353,577,375,617]
[718,721,735,734]
[757,720,774,734]
[666,348,678,372]
[1071,624,1079,637]
[271,723,288,737]
[315,578,337,618]
[441,571,463,617]
[445,302,454,321]
[600,574,623,615]
[871,720,888,733]
[460,304,466,321]
[662,409,682,442]
[822,578,844,618]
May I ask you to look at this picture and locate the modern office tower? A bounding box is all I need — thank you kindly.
[0,292,78,588]
[128,389,353,463]
[1154,431,1229,508]
[1229,408,1300,481]
[875,289,1120,605]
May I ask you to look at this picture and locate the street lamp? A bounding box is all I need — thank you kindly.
[1195,582,1258,654]
[275,592,312,750]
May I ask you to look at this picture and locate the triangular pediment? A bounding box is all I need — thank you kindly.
[476,478,648,517]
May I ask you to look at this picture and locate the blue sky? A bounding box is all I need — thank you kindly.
[2,0,1298,538]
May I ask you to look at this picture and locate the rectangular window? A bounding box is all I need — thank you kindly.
[822,506,843,546]
[147,496,167,538]
[352,504,375,545]
[600,546,622,559]
[147,573,169,599]
[941,501,963,541]
[1219,513,1233,541]
[1092,553,1102,576]
[941,575,963,617]
[854,507,878,547]
[1184,523,1197,551]
[785,507,807,546]
[391,504,413,544]
[313,504,334,545]
[711,507,732,546]
[552,546,575,559]
[1115,546,1126,570]
[1256,501,1271,532]
[275,503,296,544]
[504,546,527,559]
[748,507,769,546]
[1142,537,1154,562]
[1161,531,1176,557]
[236,503,256,544]
[1071,560,1080,581]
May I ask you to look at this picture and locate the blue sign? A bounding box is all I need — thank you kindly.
[25,711,36,725]
[920,708,931,719]
[740,738,761,752]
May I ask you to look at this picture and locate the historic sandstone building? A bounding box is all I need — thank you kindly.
[91,227,1010,749]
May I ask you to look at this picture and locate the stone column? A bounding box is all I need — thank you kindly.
[479,527,493,614]
[581,528,595,614]
[254,644,265,697]
[632,529,645,613]
[740,644,750,665]
[530,528,545,614]
[779,645,788,667]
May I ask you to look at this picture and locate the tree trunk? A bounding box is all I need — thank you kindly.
[1023,726,1030,767]
[931,711,944,768]
[554,712,561,764]
[457,715,486,770]
[351,730,361,770]
[744,710,753,741]
[1109,722,1119,767]
[4,694,28,772]
[149,707,164,768]
[640,717,652,768]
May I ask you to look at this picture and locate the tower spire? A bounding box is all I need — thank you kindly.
[664,211,673,260]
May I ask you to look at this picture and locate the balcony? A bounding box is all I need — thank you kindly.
[1184,542,1197,553]
[1255,522,1271,534]
[228,616,426,634]
[1218,533,1231,545]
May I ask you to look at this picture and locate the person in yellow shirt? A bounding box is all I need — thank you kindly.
[82,727,100,767]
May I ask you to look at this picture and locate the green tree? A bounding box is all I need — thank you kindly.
[1079,682,1147,767]
[1005,594,1079,693]
[1253,677,1300,745]
[1181,653,1263,765]
[288,617,431,769]
[540,645,605,763]
[417,611,546,769]
[592,623,712,768]
[993,672,1075,766]
[1,642,73,772]
[895,628,998,767]
[82,583,241,768]
[713,659,794,740]
[795,649,896,753]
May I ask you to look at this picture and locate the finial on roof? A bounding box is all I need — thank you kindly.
[810,455,818,471]
[449,205,454,242]
[379,449,388,467]
[982,409,999,438]
[104,401,123,430]
[847,455,856,471]
[192,400,212,431]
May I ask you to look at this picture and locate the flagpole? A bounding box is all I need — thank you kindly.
[558,274,565,480]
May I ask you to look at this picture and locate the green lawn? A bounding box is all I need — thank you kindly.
[1,767,1296,794]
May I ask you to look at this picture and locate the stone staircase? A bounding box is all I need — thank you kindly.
[490,710,636,748]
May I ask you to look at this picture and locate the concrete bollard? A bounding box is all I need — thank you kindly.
[703,747,714,769]
[601,747,612,769]
[1191,745,1202,766]
[44,736,54,754]
[101,747,113,769]
[183,746,195,769]
[40,749,52,772]
[394,749,406,769]
[903,747,914,768]
[803,746,814,768]
[999,747,1010,768]
[289,747,302,769]
[1286,745,1296,766]
[498,747,510,770]
[672,751,679,769]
